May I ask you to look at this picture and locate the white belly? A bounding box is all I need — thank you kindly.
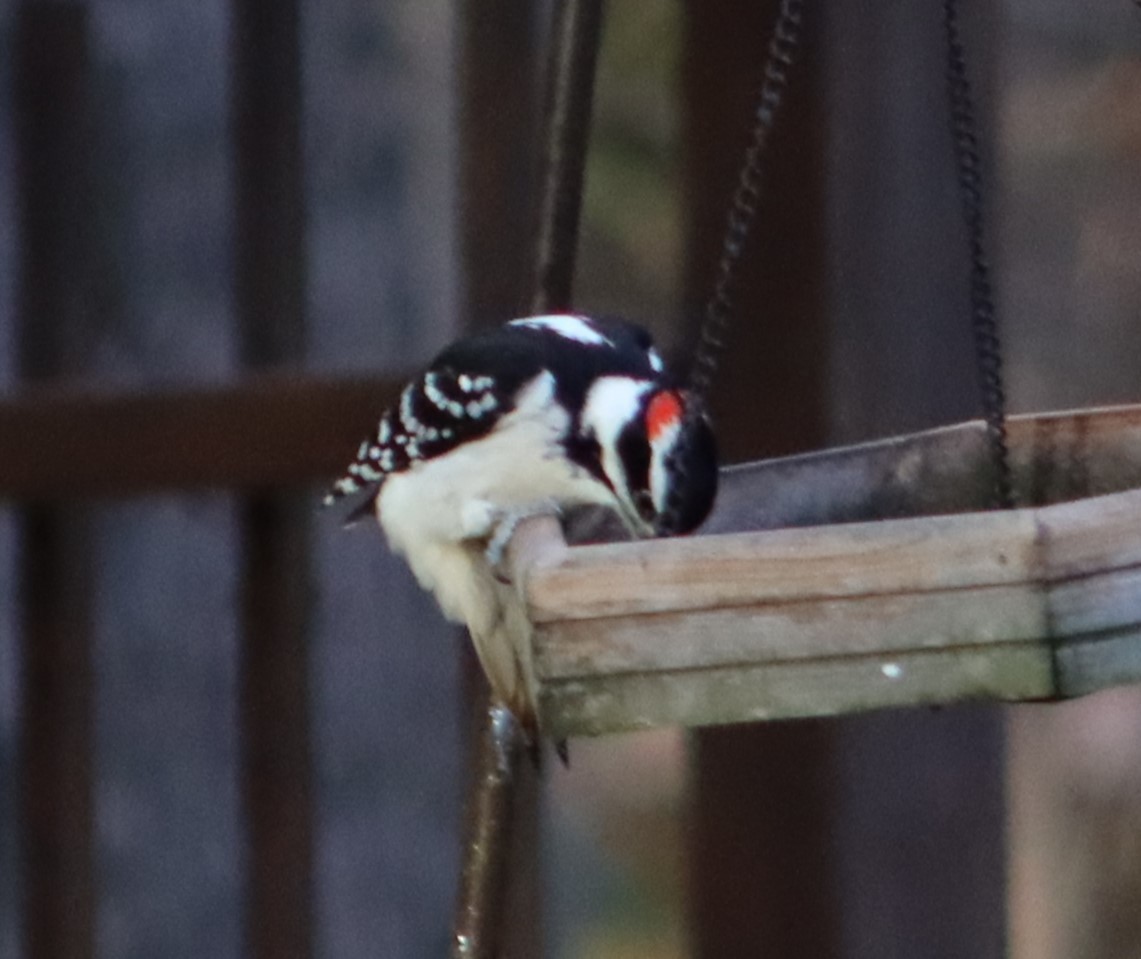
[376,371,614,604]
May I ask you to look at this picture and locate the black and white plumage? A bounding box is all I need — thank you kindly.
[325,313,718,727]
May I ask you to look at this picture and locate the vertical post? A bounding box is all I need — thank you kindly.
[231,4,314,958]
[457,0,541,328]
[822,3,1007,955]
[452,2,603,957]
[682,2,835,957]
[685,2,1008,957]
[455,4,543,957]
[13,5,97,959]
[232,0,306,363]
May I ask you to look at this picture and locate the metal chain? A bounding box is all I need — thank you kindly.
[688,0,805,407]
[656,0,805,536]
[943,0,1014,509]
[664,0,1014,531]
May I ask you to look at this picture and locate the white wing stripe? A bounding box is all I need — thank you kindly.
[508,314,613,347]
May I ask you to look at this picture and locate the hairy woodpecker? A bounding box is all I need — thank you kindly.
[325,313,718,728]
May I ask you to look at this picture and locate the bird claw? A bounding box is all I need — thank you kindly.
[483,501,563,580]
[484,514,521,572]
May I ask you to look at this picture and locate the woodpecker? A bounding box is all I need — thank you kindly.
[325,313,718,730]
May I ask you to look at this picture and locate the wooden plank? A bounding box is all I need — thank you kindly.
[1013,404,1141,505]
[1055,628,1141,698]
[1049,564,1141,636]
[536,583,1048,679]
[704,404,1141,535]
[0,374,400,500]
[1044,492,1141,696]
[521,484,1141,735]
[1,384,1139,515]
[528,508,1041,622]
[540,644,1054,739]
[1038,486,1141,577]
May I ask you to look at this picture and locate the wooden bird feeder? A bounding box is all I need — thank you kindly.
[505,404,1141,739]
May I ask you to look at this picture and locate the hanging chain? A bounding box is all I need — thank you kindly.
[943,0,1014,509]
[688,0,805,407]
[664,0,1014,531]
[657,0,805,536]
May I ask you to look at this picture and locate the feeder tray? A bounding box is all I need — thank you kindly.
[503,404,1141,739]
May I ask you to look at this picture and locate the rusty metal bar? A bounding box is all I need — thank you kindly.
[231,2,314,957]
[453,702,530,959]
[454,1,544,957]
[13,5,96,959]
[453,0,604,956]
[530,0,605,315]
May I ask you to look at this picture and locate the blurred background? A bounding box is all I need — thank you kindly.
[0,1,1139,958]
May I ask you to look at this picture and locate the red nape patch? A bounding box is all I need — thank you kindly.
[646,391,683,443]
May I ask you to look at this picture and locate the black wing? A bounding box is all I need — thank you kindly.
[323,314,665,511]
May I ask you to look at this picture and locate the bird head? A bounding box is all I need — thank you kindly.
[581,378,718,537]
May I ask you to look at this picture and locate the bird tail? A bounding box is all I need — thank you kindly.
[454,547,539,732]
[322,438,382,507]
